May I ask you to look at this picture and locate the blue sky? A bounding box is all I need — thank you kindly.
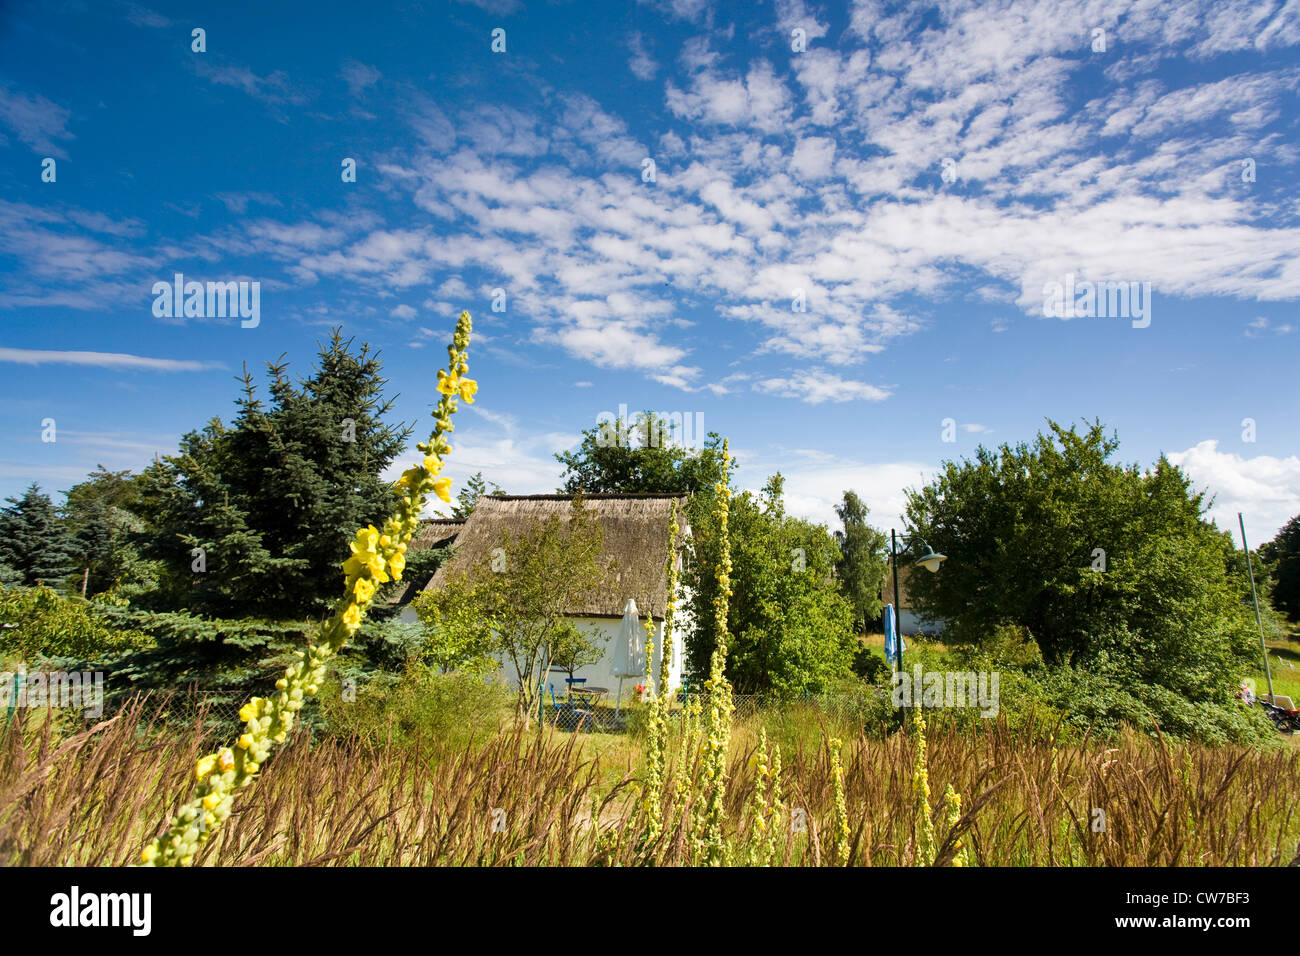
[1,0,1298,544]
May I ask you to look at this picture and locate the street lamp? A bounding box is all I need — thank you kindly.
[889,530,946,674]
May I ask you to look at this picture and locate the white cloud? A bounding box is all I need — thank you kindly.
[628,32,658,80]
[754,371,891,404]
[0,347,223,372]
[1167,440,1300,544]
[638,0,710,24]
[0,85,74,157]
[1246,316,1295,337]
[385,406,570,512]
[790,136,836,180]
[743,455,936,533]
[191,60,308,106]
[340,60,381,98]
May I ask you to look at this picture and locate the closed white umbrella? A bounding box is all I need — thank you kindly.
[612,599,646,722]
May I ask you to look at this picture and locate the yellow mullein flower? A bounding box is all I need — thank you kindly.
[436,369,459,396]
[396,465,426,489]
[142,310,475,868]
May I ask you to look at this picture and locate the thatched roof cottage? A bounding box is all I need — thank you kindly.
[402,494,692,696]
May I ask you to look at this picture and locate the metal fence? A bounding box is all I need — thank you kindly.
[537,689,890,734]
[677,690,889,724]
[109,686,890,740]
[103,689,249,742]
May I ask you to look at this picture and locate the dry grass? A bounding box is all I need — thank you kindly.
[3,700,1297,866]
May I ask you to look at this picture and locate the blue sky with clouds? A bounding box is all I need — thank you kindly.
[1,0,1298,544]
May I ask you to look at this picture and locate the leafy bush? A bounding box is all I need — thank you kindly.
[1024,668,1276,745]
[688,475,858,696]
[905,420,1262,712]
[0,584,150,665]
[317,662,511,752]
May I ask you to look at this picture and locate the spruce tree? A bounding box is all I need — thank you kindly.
[0,483,78,587]
[134,330,411,618]
[63,466,148,596]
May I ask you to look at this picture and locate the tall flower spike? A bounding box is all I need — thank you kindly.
[692,439,733,866]
[139,311,476,867]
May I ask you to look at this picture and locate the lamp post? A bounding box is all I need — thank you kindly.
[1238,513,1274,703]
[890,530,946,675]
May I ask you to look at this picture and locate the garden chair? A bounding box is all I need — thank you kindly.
[548,682,593,732]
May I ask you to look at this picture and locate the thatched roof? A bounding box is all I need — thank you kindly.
[410,518,465,551]
[424,494,688,619]
[881,558,920,610]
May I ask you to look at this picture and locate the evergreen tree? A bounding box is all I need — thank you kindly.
[62,466,150,596]
[449,471,504,519]
[134,330,411,617]
[0,483,78,586]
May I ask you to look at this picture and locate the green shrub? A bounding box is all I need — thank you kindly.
[1023,667,1276,745]
[0,584,150,665]
[317,661,511,752]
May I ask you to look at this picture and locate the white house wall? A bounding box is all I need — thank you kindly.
[397,584,693,702]
[400,613,696,702]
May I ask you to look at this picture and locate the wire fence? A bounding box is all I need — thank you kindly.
[539,688,891,734]
[678,690,890,724]
[104,685,891,740]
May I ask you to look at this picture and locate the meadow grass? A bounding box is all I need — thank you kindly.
[3,696,1297,866]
